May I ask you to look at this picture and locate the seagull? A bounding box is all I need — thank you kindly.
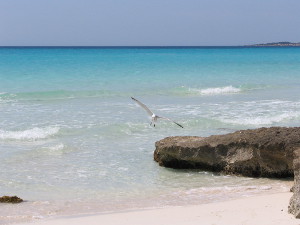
[131,97,183,128]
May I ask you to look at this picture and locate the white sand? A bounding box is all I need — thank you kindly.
[20,192,298,225]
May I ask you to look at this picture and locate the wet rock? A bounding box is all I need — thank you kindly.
[0,196,23,203]
[154,127,300,178]
[154,127,300,218]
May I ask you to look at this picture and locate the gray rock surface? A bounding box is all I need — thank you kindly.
[154,127,300,177]
[154,127,300,218]
[289,148,300,218]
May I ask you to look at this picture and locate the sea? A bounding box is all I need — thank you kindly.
[0,47,299,224]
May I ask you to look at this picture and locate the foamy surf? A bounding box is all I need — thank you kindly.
[0,92,16,103]
[169,85,243,96]
[0,127,60,141]
[195,86,241,95]
[37,143,74,156]
[219,112,300,126]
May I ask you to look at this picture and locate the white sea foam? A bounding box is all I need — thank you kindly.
[48,143,65,151]
[0,127,60,141]
[220,112,300,126]
[0,92,7,103]
[190,86,241,95]
[38,143,73,156]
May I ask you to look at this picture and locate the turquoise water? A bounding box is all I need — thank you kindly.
[0,47,298,223]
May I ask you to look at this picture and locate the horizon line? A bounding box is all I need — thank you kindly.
[1,45,299,48]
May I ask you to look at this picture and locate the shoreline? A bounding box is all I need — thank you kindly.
[1,179,293,225]
[17,192,298,225]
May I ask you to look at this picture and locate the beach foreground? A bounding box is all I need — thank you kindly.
[19,192,298,225]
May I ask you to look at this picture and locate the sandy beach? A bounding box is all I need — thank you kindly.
[17,192,298,225]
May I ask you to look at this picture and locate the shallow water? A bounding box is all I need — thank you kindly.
[0,47,299,223]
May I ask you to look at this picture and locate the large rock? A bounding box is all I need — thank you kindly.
[154,127,300,178]
[154,127,300,218]
[289,148,300,218]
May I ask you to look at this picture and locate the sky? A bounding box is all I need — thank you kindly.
[0,0,300,46]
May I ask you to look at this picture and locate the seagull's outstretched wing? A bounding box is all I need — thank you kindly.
[131,97,154,116]
[157,116,184,128]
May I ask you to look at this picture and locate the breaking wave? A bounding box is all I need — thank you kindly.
[195,86,241,95]
[0,127,60,141]
[220,112,300,126]
[169,85,252,96]
[168,83,273,96]
[0,84,266,102]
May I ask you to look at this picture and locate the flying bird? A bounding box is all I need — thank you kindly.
[131,97,183,128]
